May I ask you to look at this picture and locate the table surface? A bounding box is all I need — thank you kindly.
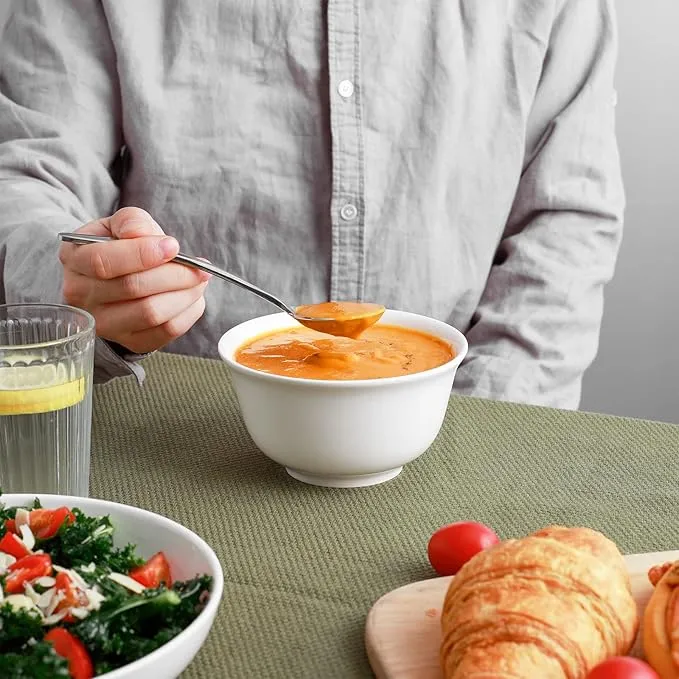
[91,353,679,679]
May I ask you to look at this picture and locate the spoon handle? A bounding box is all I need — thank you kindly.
[57,232,296,317]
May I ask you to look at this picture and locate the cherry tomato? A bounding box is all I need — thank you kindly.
[0,531,31,559]
[4,518,17,534]
[45,628,94,679]
[129,551,173,588]
[5,553,52,593]
[427,521,500,576]
[29,507,75,540]
[587,657,660,679]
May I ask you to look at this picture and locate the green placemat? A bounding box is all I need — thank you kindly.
[91,353,679,678]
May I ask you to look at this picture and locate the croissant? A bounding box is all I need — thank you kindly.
[440,526,639,679]
[643,560,679,678]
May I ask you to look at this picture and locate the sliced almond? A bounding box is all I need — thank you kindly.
[70,607,89,620]
[37,587,56,610]
[23,582,41,605]
[34,576,56,588]
[0,552,16,574]
[45,590,65,617]
[42,610,67,626]
[19,524,35,551]
[68,569,89,591]
[108,572,146,594]
[85,586,106,611]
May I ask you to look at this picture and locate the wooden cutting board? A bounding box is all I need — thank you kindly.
[365,550,679,679]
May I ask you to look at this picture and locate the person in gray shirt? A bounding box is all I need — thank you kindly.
[0,0,624,409]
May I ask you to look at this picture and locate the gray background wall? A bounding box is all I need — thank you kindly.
[580,0,679,424]
[0,2,676,423]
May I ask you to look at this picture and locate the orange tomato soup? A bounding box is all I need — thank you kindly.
[234,325,454,380]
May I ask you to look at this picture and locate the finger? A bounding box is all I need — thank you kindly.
[76,262,210,305]
[109,207,166,239]
[58,217,112,268]
[65,235,179,280]
[76,218,113,237]
[95,282,208,337]
[117,297,207,354]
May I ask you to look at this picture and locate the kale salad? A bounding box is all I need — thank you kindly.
[0,496,213,678]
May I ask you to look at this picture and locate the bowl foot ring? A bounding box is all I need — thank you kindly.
[285,466,403,488]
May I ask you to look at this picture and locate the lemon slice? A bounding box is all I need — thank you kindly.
[0,364,86,416]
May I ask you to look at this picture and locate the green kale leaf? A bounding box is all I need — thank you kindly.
[71,575,212,674]
[0,603,43,653]
[38,509,143,571]
[0,641,70,678]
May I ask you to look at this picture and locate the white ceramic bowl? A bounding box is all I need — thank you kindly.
[2,494,224,679]
[218,309,468,488]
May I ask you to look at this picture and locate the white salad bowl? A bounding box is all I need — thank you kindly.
[218,309,469,488]
[2,494,224,679]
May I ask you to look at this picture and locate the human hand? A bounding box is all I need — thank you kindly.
[59,207,210,354]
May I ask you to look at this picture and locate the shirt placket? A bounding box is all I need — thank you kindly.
[327,0,365,302]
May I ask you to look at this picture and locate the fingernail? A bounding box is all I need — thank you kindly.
[160,237,178,259]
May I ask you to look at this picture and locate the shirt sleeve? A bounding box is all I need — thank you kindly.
[451,0,624,409]
[0,0,145,384]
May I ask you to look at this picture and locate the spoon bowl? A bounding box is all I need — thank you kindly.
[58,233,383,337]
[294,302,385,338]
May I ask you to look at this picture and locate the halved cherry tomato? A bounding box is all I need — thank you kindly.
[0,531,31,559]
[44,628,94,679]
[54,571,89,620]
[587,656,659,679]
[4,518,17,534]
[29,507,75,540]
[427,521,500,576]
[5,553,52,593]
[129,551,172,588]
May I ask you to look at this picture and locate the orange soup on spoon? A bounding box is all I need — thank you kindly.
[294,301,385,339]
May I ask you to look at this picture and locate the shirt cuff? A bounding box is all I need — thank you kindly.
[93,337,147,385]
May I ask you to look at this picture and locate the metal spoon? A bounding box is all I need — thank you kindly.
[57,232,385,336]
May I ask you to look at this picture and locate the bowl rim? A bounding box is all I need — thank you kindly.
[217,309,469,389]
[1,493,224,679]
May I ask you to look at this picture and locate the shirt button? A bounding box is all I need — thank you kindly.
[337,80,354,98]
[340,203,358,221]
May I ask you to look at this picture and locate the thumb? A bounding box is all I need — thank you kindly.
[109,207,166,239]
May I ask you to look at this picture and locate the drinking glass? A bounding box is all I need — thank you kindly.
[0,304,95,496]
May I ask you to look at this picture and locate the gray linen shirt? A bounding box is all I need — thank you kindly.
[0,0,624,408]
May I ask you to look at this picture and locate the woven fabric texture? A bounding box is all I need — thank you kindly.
[91,353,679,678]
